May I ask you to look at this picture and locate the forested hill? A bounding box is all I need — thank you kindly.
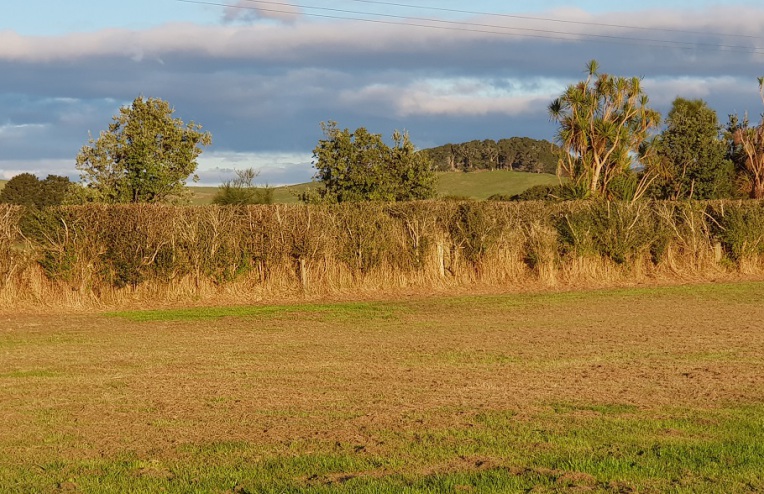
[423,137,559,174]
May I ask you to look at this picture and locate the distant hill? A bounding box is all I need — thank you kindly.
[423,137,559,174]
[0,180,6,191]
[189,170,558,204]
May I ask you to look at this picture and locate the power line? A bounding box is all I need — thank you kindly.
[175,0,764,54]
[343,0,763,41]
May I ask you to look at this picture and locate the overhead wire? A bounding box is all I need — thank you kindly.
[342,0,763,41]
[174,0,764,54]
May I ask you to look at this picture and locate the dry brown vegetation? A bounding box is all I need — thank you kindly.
[2,200,764,311]
[2,283,764,491]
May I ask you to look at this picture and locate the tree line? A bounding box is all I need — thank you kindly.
[423,137,558,174]
[2,63,764,207]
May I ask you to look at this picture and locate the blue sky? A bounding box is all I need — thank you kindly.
[2,1,764,184]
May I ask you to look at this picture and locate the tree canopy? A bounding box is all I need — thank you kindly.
[0,173,72,208]
[424,137,559,174]
[308,122,436,203]
[76,96,212,203]
[650,98,734,200]
[549,60,661,199]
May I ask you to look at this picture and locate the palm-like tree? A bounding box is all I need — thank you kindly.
[728,77,764,199]
[549,60,661,198]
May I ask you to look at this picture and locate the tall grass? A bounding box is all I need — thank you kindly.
[2,200,764,309]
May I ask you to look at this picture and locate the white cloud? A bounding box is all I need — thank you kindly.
[0,159,75,180]
[1,6,761,64]
[340,78,565,117]
[223,0,302,24]
[0,122,48,140]
[197,151,313,185]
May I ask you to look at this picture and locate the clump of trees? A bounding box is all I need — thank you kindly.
[543,61,764,203]
[212,168,273,205]
[76,96,212,204]
[0,173,73,208]
[424,137,559,174]
[307,121,436,203]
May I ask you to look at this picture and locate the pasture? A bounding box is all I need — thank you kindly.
[2,282,764,492]
[188,171,559,204]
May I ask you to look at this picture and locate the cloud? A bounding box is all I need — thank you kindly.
[339,78,564,117]
[196,151,313,185]
[2,4,764,184]
[222,0,302,24]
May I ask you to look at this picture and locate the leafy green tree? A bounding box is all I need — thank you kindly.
[76,96,212,203]
[212,168,273,205]
[650,98,734,200]
[308,122,436,203]
[0,173,72,208]
[0,173,40,207]
[727,77,764,199]
[549,60,661,198]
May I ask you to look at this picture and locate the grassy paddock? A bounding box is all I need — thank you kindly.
[435,170,558,199]
[2,282,764,492]
[187,171,558,205]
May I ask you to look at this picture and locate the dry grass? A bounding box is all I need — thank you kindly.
[2,282,764,492]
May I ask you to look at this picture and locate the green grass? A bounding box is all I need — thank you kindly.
[4,281,764,493]
[189,183,314,205]
[188,171,558,205]
[5,405,763,492]
[435,170,558,200]
[109,301,404,322]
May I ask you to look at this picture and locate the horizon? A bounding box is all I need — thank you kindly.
[2,1,764,185]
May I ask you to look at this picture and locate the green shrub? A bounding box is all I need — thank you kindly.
[707,202,764,261]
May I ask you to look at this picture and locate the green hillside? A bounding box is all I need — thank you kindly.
[436,170,558,200]
[188,170,558,205]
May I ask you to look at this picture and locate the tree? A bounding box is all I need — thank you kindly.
[650,98,734,200]
[212,168,273,205]
[308,122,436,203]
[0,173,40,207]
[0,173,72,208]
[76,96,212,203]
[727,77,764,199]
[549,60,661,198]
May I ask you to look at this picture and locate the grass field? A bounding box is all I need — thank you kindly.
[188,171,558,205]
[2,282,764,492]
[0,179,6,190]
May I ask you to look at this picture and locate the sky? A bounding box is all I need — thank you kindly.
[2,0,764,185]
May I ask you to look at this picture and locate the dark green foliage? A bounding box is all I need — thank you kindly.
[309,122,436,203]
[19,207,80,282]
[727,113,764,199]
[449,202,499,264]
[506,184,561,201]
[707,202,764,261]
[425,137,558,173]
[556,201,669,264]
[0,173,72,208]
[650,98,735,200]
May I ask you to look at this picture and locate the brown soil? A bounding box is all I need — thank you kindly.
[2,283,763,463]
